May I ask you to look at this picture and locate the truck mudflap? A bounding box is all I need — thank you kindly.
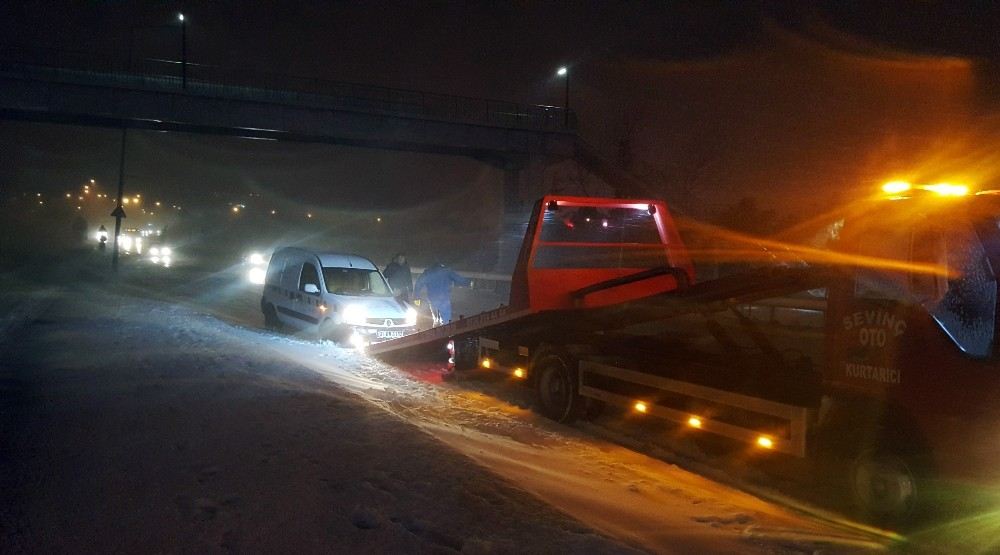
[577,360,812,457]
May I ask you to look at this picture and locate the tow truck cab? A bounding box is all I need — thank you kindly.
[824,189,1000,483]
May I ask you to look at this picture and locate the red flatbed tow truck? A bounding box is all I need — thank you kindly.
[371,186,1000,523]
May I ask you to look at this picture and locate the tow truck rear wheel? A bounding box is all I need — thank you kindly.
[849,448,921,525]
[534,352,585,423]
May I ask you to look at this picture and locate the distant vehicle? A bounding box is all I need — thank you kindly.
[245,250,270,284]
[147,245,174,267]
[261,247,416,346]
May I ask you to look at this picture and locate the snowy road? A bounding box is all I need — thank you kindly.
[1,265,898,553]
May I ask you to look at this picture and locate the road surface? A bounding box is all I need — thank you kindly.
[1,257,900,553]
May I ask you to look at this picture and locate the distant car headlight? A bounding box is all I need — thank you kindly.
[160,246,172,256]
[150,247,160,256]
[247,267,266,285]
[342,304,367,325]
[405,306,417,326]
[249,252,264,265]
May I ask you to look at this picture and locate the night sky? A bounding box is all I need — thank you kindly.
[2,1,1000,218]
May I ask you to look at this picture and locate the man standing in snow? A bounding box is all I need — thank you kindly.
[383,253,412,301]
[413,262,471,324]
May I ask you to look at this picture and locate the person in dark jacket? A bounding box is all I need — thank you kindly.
[413,262,471,324]
[383,253,413,301]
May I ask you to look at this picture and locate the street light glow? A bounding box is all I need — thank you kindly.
[178,13,185,22]
[557,66,567,76]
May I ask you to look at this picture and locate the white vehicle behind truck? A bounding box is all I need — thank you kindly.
[261,247,416,346]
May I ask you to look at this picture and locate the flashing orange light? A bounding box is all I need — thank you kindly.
[480,358,491,369]
[634,401,648,414]
[512,368,525,379]
[923,183,969,196]
[756,436,774,449]
[881,181,911,194]
[687,416,702,429]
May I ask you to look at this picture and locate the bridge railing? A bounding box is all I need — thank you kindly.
[0,44,577,132]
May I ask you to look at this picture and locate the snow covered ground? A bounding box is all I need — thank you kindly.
[1,262,901,553]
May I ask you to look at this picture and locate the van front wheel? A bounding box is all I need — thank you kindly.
[317,318,337,341]
[263,303,280,331]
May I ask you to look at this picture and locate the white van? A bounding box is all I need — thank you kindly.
[260,247,416,345]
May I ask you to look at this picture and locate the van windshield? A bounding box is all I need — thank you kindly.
[323,267,392,297]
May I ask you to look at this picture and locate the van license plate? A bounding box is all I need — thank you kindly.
[376,330,406,339]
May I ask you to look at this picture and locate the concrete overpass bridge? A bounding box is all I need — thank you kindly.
[0,46,647,208]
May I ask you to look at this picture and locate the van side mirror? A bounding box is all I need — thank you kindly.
[303,283,320,294]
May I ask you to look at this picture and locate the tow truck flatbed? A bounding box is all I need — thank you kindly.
[370,265,832,360]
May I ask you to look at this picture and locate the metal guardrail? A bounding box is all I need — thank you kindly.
[0,44,577,132]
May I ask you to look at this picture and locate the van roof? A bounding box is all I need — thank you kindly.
[317,253,377,270]
[273,247,378,270]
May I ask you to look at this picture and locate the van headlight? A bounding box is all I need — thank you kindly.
[160,246,172,256]
[342,304,367,325]
[405,306,417,326]
[247,266,266,285]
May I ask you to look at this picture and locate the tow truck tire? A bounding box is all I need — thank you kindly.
[534,352,585,423]
[453,337,479,371]
[263,303,280,331]
[849,447,923,525]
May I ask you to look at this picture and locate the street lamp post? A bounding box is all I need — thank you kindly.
[556,66,569,127]
[111,128,129,272]
[178,13,187,89]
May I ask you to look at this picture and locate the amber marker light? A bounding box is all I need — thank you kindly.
[923,183,969,196]
[881,181,911,194]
